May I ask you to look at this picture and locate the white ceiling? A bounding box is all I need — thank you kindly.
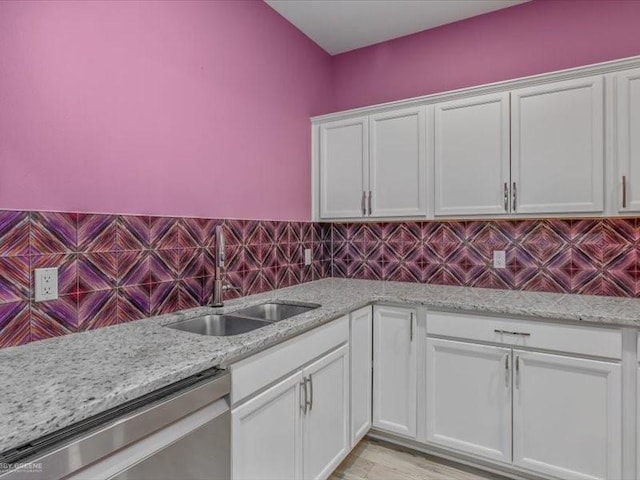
[265,0,528,55]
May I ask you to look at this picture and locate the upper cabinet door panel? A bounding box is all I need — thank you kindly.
[616,68,640,212]
[434,93,510,216]
[511,76,604,214]
[319,117,368,219]
[369,107,427,217]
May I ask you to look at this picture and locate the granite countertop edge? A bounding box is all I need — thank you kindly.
[2,278,640,454]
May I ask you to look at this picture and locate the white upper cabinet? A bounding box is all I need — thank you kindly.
[616,68,640,212]
[369,107,427,217]
[434,92,510,216]
[319,116,368,218]
[511,76,604,214]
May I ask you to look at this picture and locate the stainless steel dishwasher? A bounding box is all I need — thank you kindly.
[0,368,230,480]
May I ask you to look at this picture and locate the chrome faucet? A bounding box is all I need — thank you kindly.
[211,225,240,307]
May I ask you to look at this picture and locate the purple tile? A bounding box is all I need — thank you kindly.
[30,211,77,254]
[77,252,118,293]
[117,285,150,322]
[77,214,118,252]
[223,219,244,246]
[179,218,216,248]
[277,265,299,289]
[0,211,30,257]
[149,216,179,250]
[117,215,150,250]
[150,281,181,316]
[31,254,78,296]
[179,248,205,279]
[0,256,30,304]
[244,268,277,295]
[150,250,177,283]
[118,250,151,286]
[0,301,30,348]
[30,294,78,341]
[77,290,118,331]
[180,278,204,309]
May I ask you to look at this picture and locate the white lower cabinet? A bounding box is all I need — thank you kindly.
[302,345,350,480]
[372,305,417,438]
[232,372,301,480]
[349,306,373,446]
[512,350,622,480]
[231,317,350,480]
[425,338,512,463]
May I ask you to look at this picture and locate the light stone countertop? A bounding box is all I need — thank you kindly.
[2,278,640,454]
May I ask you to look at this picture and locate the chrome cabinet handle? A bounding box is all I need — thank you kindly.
[368,191,372,216]
[300,378,308,414]
[494,329,530,337]
[512,182,517,211]
[504,354,510,386]
[503,182,509,212]
[410,313,414,341]
[623,176,627,209]
[308,374,313,412]
[361,191,366,216]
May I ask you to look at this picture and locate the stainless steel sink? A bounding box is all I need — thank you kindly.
[166,315,271,336]
[234,301,321,322]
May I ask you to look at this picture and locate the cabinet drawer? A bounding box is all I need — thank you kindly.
[426,311,621,359]
[231,316,349,404]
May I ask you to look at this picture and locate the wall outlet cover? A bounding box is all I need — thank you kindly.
[304,248,312,266]
[493,250,506,269]
[34,267,59,302]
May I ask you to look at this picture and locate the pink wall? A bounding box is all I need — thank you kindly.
[331,0,640,111]
[0,0,332,221]
[3,0,640,222]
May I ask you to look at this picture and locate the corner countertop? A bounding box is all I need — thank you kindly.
[2,278,640,454]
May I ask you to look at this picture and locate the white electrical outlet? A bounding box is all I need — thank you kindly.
[493,250,506,269]
[304,248,312,266]
[34,267,59,302]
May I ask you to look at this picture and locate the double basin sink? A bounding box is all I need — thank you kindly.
[166,301,320,337]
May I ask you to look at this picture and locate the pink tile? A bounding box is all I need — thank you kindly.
[0,256,30,304]
[77,290,118,331]
[0,301,30,348]
[30,211,77,254]
[0,211,30,257]
[30,294,78,341]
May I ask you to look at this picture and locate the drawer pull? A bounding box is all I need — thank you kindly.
[494,329,530,337]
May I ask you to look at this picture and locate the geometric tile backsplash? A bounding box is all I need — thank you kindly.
[0,210,331,348]
[3,211,640,349]
[331,218,640,298]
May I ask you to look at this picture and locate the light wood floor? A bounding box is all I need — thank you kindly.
[330,438,507,480]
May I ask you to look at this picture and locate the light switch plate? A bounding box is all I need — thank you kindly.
[304,248,312,266]
[493,250,506,269]
[34,267,59,302]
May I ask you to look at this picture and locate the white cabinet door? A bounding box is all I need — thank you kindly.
[319,116,368,219]
[369,107,427,217]
[434,92,510,216]
[372,306,417,438]
[232,372,302,480]
[425,338,512,463]
[616,68,640,212]
[350,306,372,446]
[513,350,621,480]
[511,76,604,214]
[302,345,350,480]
